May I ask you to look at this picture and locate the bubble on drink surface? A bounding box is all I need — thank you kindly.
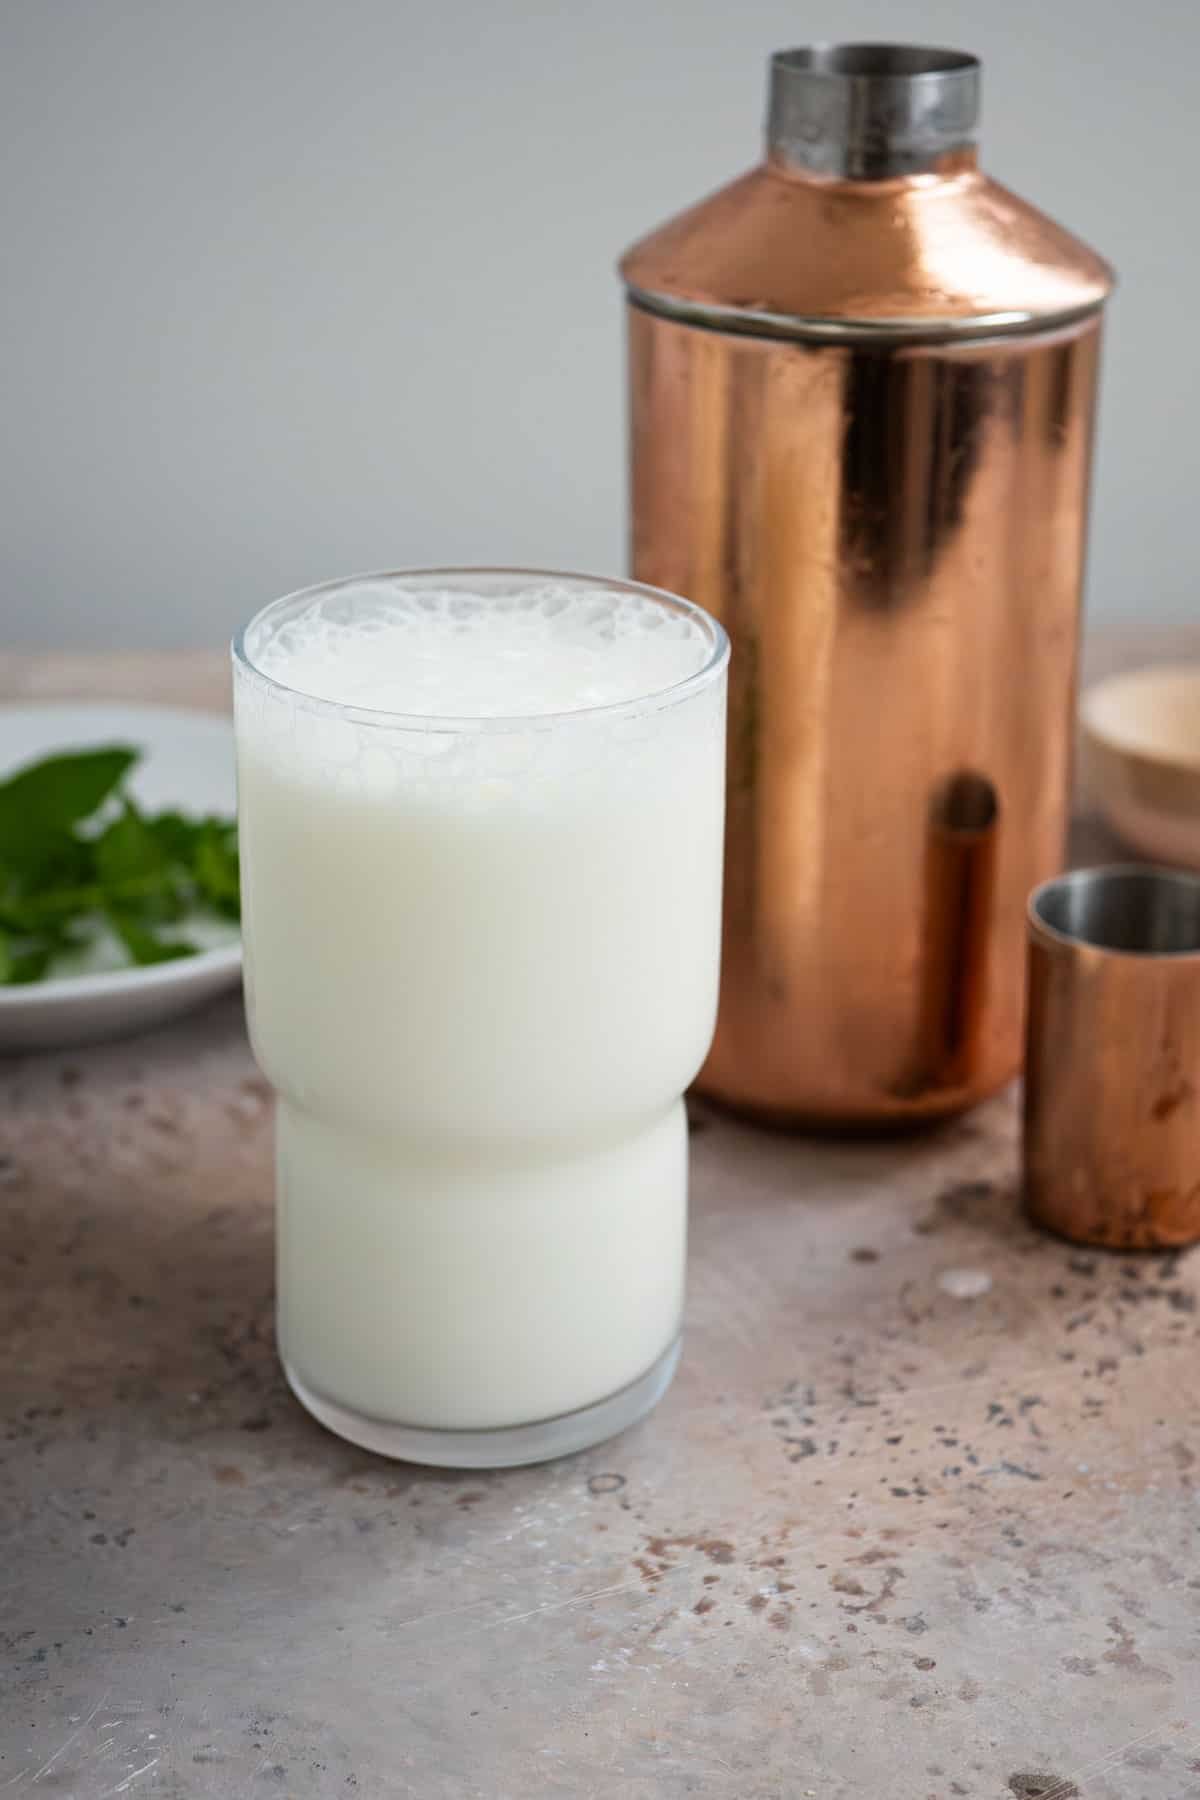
[244,578,715,719]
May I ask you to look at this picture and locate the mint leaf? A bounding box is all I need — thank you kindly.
[95,802,168,886]
[145,810,201,865]
[9,943,54,984]
[0,829,94,923]
[109,912,197,967]
[0,925,56,985]
[0,741,238,983]
[194,821,240,919]
[0,746,139,859]
[96,803,195,924]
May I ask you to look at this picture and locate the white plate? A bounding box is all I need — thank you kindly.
[0,702,242,1052]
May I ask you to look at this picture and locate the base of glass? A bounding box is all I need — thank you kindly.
[283,1335,682,1469]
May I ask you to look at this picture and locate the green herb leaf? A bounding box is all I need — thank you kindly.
[0,742,237,983]
[0,926,56,986]
[0,746,139,860]
[9,943,54,984]
[0,830,96,929]
[108,911,198,967]
[95,801,171,887]
[194,821,240,919]
[145,809,202,865]
[95,803,195,924]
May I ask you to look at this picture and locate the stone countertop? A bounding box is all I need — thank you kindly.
[2,642,1199,1800]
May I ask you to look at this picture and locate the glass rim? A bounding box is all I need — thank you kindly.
[232,566,730,733]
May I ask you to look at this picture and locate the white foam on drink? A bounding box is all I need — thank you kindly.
[246,579,713,719]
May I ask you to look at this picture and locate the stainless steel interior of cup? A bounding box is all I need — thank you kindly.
[1031,864,1200,955]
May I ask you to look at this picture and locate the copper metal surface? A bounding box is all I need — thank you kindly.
[622,46,1113,1126]
[1024,867,1200,1249]
[621,158,1112,342]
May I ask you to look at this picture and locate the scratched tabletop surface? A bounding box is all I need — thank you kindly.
[2,640,1198,1800]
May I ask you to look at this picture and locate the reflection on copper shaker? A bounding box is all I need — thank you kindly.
[620,45,1115,1126]
[1025,868,1200,1249]
[905,772,999,1098]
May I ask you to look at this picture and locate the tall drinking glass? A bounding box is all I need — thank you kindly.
[232,569,728,1466]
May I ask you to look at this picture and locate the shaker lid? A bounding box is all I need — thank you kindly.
[619,44,1114,343]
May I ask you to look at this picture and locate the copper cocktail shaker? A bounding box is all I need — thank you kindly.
[620,45,1114,1126]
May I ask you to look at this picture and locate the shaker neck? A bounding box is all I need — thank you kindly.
[766,44,982,182]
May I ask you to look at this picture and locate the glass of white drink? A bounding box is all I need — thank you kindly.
[233,569,728,1466]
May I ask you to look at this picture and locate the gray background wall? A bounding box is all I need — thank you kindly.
[1,0,1194,649]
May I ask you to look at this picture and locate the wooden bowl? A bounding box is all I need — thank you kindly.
[1080,664,1200,867]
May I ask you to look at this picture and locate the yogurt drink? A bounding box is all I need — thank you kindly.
[233,570,728,1465]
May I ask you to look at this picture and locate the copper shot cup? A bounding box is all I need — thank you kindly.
[1024,864,1200,1249]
